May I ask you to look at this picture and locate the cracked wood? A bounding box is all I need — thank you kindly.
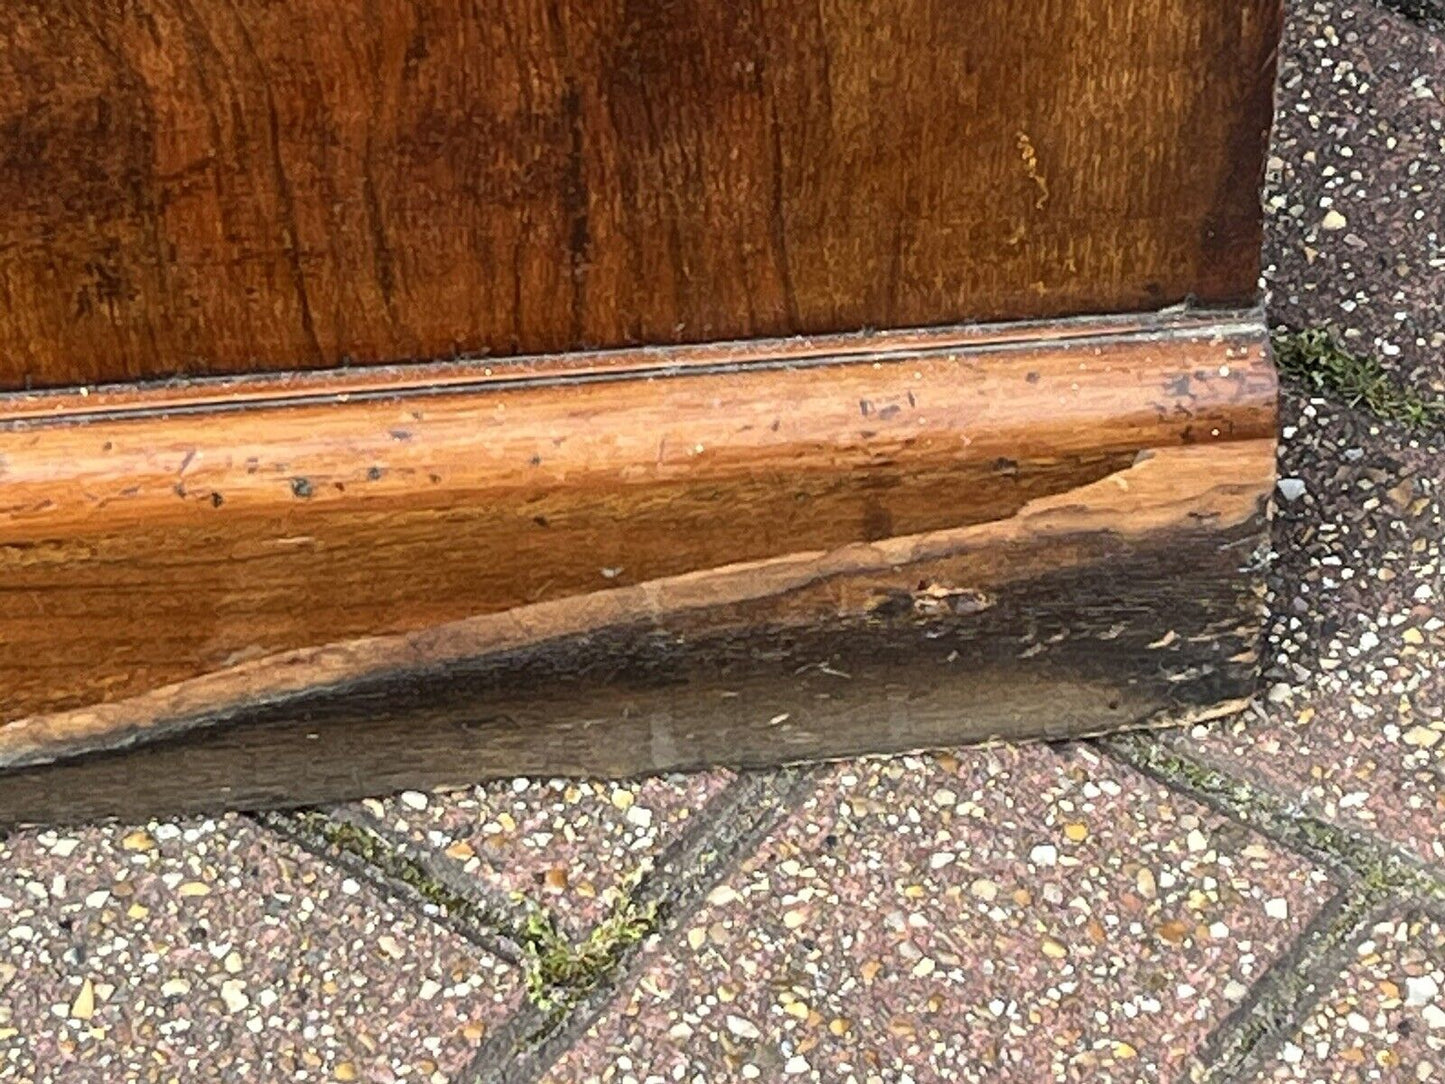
[0,314,1276,819]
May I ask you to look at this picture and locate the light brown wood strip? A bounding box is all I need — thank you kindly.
[0,309,1249,424]
[0,318,1275,724]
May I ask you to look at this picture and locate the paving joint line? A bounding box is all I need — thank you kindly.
[251,768,821,1081]
[451,774,807,1080]
[251,808,526,965]
[329,803,541,941]
[1099,731,1445,899]
[1101,731,1445,1079]
[1220,892,1445,1082]
[466,765,825,1084]
[1191,882,1395,1082]
[254,723,1438,1082]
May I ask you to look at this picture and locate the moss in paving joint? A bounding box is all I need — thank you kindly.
[519,886,659,1014]
[1272,327,1445,430]
[287,811,517,929]
[1195,884,1391,1083]
[287,810,657,1016]
[1103,733,1445,901]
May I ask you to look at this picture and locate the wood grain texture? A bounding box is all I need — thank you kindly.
[0,0,1281,389]
[0,313,1275,727]
[0,314,1277,822]
[0,310,1236,424]
[0,434,1274,823]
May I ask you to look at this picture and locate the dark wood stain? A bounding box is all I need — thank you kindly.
[0,459,1271,823]
[0,0,1280,389]
[0,316,1276,822]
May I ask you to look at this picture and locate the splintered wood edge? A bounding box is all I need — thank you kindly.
[0,309,1277,775]
[0,439,1275,770]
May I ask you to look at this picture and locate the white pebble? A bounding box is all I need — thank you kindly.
[1029,844,1058,867]
[1277,478,1307,502]
[1406,975,1439,1007]
[725,1014,761,1040]
[219,980,249,1013]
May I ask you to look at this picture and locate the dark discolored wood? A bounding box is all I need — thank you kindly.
[0,0,1280,390]
[0,436,1274,823]
[0,313,1274,725]
[0,313,1277,819]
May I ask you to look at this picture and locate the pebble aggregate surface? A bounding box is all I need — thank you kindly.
[1,1,1443,1081]
[0,817,520,1083]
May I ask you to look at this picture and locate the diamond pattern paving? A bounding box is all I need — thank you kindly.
[346,771,734,937]
[2,2,1444,1082]
[538,746,1336,1083]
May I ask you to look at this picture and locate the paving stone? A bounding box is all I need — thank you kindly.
[1382,0,1445,33]
[1264,0,1445,396]
[1181,393,1445,868]
[0,816,521,1083]
[347,772,733,936]
[538,746,1335,1084]
[1252,910,1445,1081]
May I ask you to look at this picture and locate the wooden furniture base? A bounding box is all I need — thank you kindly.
[0,0,1282,820]
[0,310,1275,822]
